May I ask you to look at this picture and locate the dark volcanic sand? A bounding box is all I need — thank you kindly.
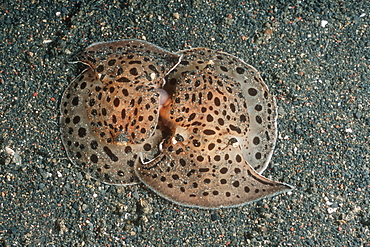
[0,1,369,246]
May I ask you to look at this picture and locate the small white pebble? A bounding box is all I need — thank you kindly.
[345,128,353,133]
[327,207,337,214]
[56,12,61,17]
[5,147,15,156]
[321,20,328,28]
[93,193,98,198]
[43,40,53,44]
[57,171,63,178]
